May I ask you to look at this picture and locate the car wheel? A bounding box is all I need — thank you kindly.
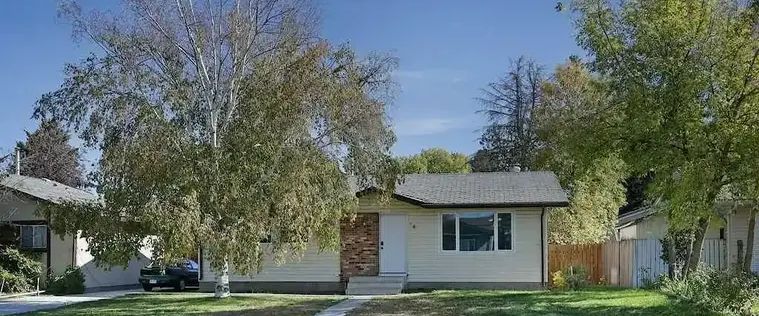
[142,285,153,292]
[175,279,186,291]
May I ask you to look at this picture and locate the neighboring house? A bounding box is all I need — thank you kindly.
[611,202,758,286]
[198,171,569,294]
[0,174,151,291]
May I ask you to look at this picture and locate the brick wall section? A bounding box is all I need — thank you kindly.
[340,213,379,281]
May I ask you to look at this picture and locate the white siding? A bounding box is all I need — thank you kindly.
[621,214,723,241]
[359,195,545,283]
[201,245,339,282]
[75,233,152,288]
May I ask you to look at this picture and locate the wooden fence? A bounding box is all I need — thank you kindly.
[548,243,603,286]
[549,238,727,287]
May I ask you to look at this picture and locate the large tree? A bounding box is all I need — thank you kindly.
[572,0,759,273]
[476,56,544,171]
[35,0,399,298]
[535,60,628,244]
[397,148,470,174]
[9,120,85,187]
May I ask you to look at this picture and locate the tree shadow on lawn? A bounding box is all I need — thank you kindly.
[352,288,717,316]
[26,294,341,316]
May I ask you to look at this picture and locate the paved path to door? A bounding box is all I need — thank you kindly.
[0,290,138,315]
[315,296,374,316]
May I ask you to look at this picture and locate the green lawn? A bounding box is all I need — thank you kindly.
[348,288,717,316]
[25,293,343,316]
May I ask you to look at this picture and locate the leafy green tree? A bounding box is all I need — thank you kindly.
[572,0,759,272]
[34,0,399,298]
[535,60,628,244]
[477,56,545,171]
[397,148,470,174]
[9,120,85,187]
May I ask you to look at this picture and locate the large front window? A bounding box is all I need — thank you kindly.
[441,212,512,251]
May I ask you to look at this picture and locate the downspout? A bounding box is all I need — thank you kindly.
[540,207,546,287]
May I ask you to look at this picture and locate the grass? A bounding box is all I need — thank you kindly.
[24,292,343,316]
[348,287,718,316]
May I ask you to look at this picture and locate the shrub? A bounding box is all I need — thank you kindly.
[46,266,85,295]
[0,246,42,293]
[0,267,35,293]
[552,265,589,291]
[660,265,757,316]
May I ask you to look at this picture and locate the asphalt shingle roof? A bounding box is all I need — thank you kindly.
[0,174,97,204]
[357,171,569,208]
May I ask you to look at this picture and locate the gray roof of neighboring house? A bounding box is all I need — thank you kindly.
[356,171,569,208]
[617,206,658,227]
[0,174,97,204]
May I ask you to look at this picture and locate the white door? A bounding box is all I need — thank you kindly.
[380,214,407,274]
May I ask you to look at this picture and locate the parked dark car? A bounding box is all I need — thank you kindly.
[138,260,198,291]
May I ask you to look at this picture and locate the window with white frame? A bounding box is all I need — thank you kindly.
[19,225,47,249]
[441,212,512,251]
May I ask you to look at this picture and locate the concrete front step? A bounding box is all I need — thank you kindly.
[348,276,406,283]
[345,287,403,295]
[346,275,406,295]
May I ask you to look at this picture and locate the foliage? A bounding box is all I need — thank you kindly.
[397,148,470,174]
[46,266,85,295]
[551,270,568,290]
[571,0,759,270]
[552,265,590,291]
[0,268,35,293]
[476,56,544,171]
[659,266,758,315]
[8,120,84,187]
[537,61,627,244]
[34,0,399,297]
[0,246,42,293]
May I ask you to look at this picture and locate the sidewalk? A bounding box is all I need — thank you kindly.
[0,290,137,315]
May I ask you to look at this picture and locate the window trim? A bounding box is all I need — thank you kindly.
[19,224,48,250]
[439,211,514,253]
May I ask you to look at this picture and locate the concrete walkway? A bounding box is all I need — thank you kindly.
[315,296,374,316]
[0,290,138,315]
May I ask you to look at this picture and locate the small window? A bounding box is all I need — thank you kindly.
[19,225,47,249]
[498,213,512,250]
[442,214,456,250]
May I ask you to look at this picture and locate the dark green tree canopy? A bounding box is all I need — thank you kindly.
[9,120,85,188]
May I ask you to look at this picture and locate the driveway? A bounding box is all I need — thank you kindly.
[0,290,138,315]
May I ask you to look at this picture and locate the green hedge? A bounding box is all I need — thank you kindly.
[46,266,86,295]
[0,247,42,293]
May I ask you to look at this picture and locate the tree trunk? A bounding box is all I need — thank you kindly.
[743,206,758,272]
[686,216,710,273]
[214,258,230,298]
[667,234,676,278]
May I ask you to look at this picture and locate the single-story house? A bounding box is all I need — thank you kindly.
[0,174,151,291]
[616,201,758,272]
[198,171,569,294]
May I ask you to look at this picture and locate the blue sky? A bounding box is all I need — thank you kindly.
[0,1,581,163]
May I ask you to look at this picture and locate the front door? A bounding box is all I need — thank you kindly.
[379,214,407,274]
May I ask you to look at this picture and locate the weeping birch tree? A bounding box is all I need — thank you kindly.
[34,0,399,298]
